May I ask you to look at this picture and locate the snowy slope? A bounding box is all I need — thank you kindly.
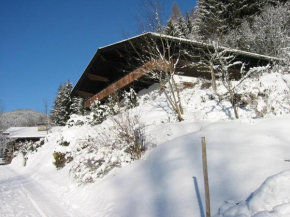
[3,71,290,217]
[6,118,290,217]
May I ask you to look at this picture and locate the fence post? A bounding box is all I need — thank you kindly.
[201,137,211,217]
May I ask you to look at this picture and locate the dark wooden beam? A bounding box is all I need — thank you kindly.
[85,59,169,108]
[86,73,109,82]
[75,90,94,98]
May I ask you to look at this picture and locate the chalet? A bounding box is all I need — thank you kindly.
[71,32,278,108]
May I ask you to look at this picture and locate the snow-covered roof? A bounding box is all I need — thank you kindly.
[100,32,280,62]
[4,127,63,139]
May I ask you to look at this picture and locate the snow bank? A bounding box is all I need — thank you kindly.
[249,170,290,216]
[9,118,290,217]
[215,170,290,217]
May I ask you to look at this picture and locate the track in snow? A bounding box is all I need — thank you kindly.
[0,166,84,217]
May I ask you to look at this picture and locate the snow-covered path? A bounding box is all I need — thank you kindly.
[0,165,84,217]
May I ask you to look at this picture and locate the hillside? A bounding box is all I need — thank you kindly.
[6,118,290,217]
[0,109,46,130]
[1,68,290,217]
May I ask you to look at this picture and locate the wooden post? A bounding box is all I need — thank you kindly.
[201,137,211,217]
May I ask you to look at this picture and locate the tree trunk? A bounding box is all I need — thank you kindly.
[172,76,183,115]
[161,87,184,122]
[229,89,239,119]
[209,62,217,92]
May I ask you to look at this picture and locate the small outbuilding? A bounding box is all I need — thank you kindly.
[4,127,48,142]
[3,126,62,142]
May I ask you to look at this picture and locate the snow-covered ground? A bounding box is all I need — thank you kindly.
[1,71,290,217]
[0,166,85,217]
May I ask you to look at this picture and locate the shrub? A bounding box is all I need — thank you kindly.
[53,152,67,169]
[89,99,109,125]
[201,81,212,89]
[69,136,132,183]
[69,110,149,183]
[60,140,69,146]
[111,111,146,160]
[17,140,44,166]
[123,88,139,109]
[182,81,197,89]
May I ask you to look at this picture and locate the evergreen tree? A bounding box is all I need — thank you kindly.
[51,81,73,126]
[192,0,224,41]
[106,94,120,116]
[70,97,84,116]
[220,0,268,31]
[192,0,278,41]
[177,15,187,38]
[123,88,139,109]
[165,18,181,37]
[165,3,183,37]
[165,3,194,39]
[222,2,290,56]
[89,99,108,125]
[185,12,194,38]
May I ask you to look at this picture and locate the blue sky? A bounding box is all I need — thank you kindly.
[0,0,197,113]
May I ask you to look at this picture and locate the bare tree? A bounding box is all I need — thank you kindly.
[0,102,10,158]
[186,45,221,92]
[128,34,184,121]
[213,46,246,119]
[43,97,49,133]
[0,100,4,131]
[170,2,182,21]
[184,42,252,119]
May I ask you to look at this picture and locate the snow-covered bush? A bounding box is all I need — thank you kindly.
[67,114,95,127]
[0,133,12,156]
[106,94,120,116]
[70,97,84,116]
[52,136,73,169]
[69,110,147,183]
[16,139,45,166]
[53,152,67,169]
[69,135,132,183]
[110,111,146,160]
[123,88,139,109]
[89,99,109,125]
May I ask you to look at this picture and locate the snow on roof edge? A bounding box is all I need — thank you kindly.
[98,32,279,62]
[4,127,63,139]
[98,32,150,49]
